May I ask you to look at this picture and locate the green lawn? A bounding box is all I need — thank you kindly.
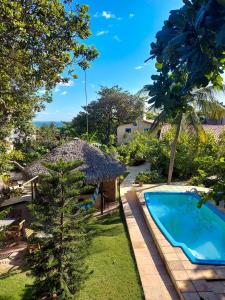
[77,211,144,300]
[0,270,33,300]
[0,211,143,300]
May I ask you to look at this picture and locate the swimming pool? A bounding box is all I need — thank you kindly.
[145,192,225,265]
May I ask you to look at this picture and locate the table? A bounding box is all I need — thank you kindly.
[0,219,16,229]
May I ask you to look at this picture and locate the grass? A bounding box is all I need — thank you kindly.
[77,211,144,300]
[0,270,33,300]
[0,211,143,300]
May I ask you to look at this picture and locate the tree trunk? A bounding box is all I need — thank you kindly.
[167,114,183,185]
[59,173,65,275]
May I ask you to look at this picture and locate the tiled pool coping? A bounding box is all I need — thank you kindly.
[136,186,225,300]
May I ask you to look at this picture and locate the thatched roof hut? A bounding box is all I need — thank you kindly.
[24,138,126,184]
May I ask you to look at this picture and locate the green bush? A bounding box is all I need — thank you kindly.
[117,127,225,184]
[145,129,220,181]
[117,132,149,166]
[135,170,164,184]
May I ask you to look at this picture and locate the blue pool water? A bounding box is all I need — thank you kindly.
[145,192,225,265]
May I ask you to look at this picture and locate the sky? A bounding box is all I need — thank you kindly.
[35,0,186,122]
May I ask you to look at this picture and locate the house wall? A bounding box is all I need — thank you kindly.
[205,117,225,125]
[117,121,152,145]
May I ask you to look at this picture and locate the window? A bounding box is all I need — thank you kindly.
[144,128,149,132]
[125,128,131,133]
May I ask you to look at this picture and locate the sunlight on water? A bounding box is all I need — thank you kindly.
[145,192,225,264]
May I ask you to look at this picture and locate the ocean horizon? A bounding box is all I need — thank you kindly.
[33,121,64,128]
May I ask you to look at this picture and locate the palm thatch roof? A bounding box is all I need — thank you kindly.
[24,139,126,184]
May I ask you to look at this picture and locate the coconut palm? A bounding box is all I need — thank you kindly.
[144,83,225,184]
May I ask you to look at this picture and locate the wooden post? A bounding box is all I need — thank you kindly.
[34,181,37,199]
[31,181,34,200]
[118,178,121,200]
[100,183,104,215]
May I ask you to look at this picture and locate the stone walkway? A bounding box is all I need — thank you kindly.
[120,163,179,300]
[0,241,27,274]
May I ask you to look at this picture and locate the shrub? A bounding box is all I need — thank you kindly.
[135,170,164,184]
[145,129,220,181]
[117,132,149,166]
[117,127,223,183]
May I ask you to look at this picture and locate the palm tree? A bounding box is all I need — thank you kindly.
[145,85,225,184]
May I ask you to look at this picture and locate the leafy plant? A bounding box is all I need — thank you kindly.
[145,0,225,184]
[27,159,94,299]
[0,1,98,141]
[117,132,149,166]
[135,171,164,184]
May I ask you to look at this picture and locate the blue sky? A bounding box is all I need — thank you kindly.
[35,0,185,121]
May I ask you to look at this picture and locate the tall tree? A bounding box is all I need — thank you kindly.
[0,0,98,139]
[145,0,225,184]
[71,86,145,144]
[145,72,225,184]
[27,159,93,299]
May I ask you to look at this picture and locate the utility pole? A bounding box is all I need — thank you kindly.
[84,69,88,136]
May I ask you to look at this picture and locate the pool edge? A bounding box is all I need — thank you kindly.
[135,188,225,300]
[144,191,225,266]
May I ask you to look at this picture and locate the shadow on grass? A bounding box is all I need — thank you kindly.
[0,250,35,300]
[97,213,121,226]
[91,212,124,239]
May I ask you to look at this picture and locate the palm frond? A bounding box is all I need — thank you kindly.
[149,110,168,136]
[186,109,206,143]
[192,86,225,120]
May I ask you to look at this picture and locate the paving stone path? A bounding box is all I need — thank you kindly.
[120,163,179,300]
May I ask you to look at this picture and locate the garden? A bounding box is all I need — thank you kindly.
[0,212,143,300]
[1,0,225,299]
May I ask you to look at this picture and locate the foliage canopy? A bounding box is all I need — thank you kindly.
[0,0,98,138]
[27,159,94,299]
[70,86,145,144]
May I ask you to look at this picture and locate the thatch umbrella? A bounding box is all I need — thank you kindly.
[24,138,126,184]
[24,139,126,214]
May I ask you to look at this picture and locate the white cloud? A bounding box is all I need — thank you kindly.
[129,13,135,18]
[60,91,68,96]
[113,35,121,42]
[96,30,109,36]
[102,11,115,19]
[55,110,60,113]
[134,66,143,70]
[94,11,122,21]
[58,80,74,87]
[54,87,60,93]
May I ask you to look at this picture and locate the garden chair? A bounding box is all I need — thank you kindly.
[24,228,40,253]
[6,219,25,242]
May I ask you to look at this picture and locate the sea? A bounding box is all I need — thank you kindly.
[33,121,63,128]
